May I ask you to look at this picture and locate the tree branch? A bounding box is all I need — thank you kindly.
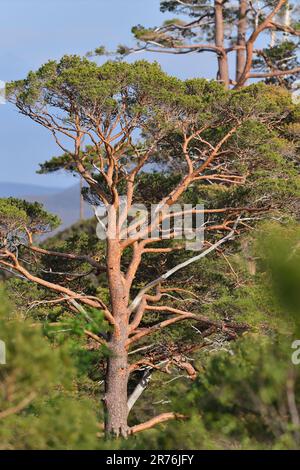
[129,412,186,434]
[0,392,36,420]
[24,244,105,272]
[129,218,240,315]
[248,67,300,79]
[235,0,288,88]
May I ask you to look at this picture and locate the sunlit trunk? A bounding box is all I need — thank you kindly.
[105,326,129,437]
[236,0,247,83]
[215,0,230,88]
[104,237,130,437]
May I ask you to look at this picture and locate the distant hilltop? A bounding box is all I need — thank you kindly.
[0,182,93,234]
[0,182,61,198]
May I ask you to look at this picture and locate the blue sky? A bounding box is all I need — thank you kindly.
[0,0,217,188]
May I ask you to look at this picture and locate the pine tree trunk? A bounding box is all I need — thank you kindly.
[215,0,230,88]
[104,328,129,437]
[104,238,130,437]
[236,0,247,83]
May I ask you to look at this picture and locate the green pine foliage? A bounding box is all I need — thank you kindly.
[0,287,100,449]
